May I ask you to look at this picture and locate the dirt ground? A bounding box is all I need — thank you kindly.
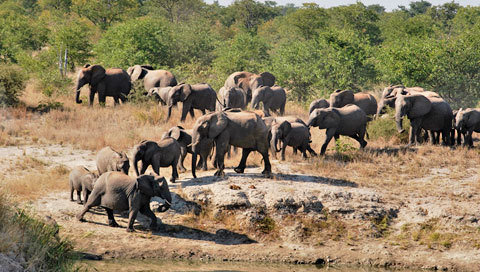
[2,141,480,271]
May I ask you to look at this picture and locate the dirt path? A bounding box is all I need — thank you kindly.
[2,142,480,271]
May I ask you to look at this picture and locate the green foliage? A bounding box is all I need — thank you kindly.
[368,108,410,144]
[94,17,173,68]
[0,194,75,271]
[0,63,27,106]
[72,0,138,30]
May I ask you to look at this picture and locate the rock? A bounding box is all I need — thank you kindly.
[230,184,241,190]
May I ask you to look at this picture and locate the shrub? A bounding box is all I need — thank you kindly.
[0,63,27,106]
[367,108,410,144]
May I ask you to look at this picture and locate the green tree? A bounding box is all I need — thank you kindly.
[94,17,173,68]
[72,0,138,30]
[144,0,205,23]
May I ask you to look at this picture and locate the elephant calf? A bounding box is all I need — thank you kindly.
[251,85,286,116]
[147,87,172,106]
[96,146,130,175]
[307,105,368,155]
[167,83,217,122]
[216,86,247,111]
[77,172,172,232]
[163,126,213,172]
[455,108,480,147]
[132,139,181,183]
[309,99,330,114]
[69,166,98,204]
[270,120,316,160]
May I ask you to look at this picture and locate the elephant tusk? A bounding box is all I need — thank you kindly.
[164,199,172,206]
[187,139,201,148]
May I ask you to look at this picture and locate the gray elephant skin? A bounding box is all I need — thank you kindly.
[451,109,464,145]
[307,105,368,155]
[251,85,286,116]
[147,87,172,105]
[163,126,214,172]
[167,83,216,122]
[309,99,330,114]
[75,64,131,106]
[96,147,130,175]
[455,108,480,147]
[132,139,180,183]
[76,172,171,232]
[127,65,177,91]
[216,86,247,110]
[224,71,276,103]
[330,89,377,116]
[270,120,316,160]
[191,109,271,178]
[395,94,453,145]
[376,85,439,116]
[69,166,98,204]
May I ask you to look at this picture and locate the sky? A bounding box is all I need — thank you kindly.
[205,0,480,11]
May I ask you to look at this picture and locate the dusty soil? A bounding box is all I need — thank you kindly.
[2,141,480,271]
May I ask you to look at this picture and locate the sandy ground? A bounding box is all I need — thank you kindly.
[2,142,480,271]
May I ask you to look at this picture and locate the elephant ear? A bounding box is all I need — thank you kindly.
[91,65,106,87]
[322,109,340,128]
[169,126,181,140]
[130,65,148,81]
[233,73,246,85]
[263,87,274,101]
[279,121,292,137]
[136,175,155,197]
[141,65,154,70]
[208,113,228,139]
[260,72,275,87]
[83,63,91,68]
[180,84,192,101]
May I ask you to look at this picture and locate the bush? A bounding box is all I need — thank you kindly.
[367,108,410,144]
[0,64,27,106]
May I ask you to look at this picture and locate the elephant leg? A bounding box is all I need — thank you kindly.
[201,109,206,115]
[126,208,139,232]
[457,130,462,145]
[189,108,195,118]
[170,159,179,183]
[76,190,83,204]
[292,147,297,155]
[300,146,308,159]
[466,130,474,147]
[235,148,253,173]
[281,141,287,161]
[85,191,91,204]
[307,145,317,157]
[70,187,74,202]
[409,119,422,145]
[140,205,158,231]
[76,192,101,222]
[89,90,95,106]
[105,208,119,228]
[151,160,160,176]
[321,129,336,155]
[280,104,285,116]
[98,93,106,107]
[351,134,367,149]
[180,103,191,122]
[178,147,187,173]
[167,106,173,121]
[260,149,272,176]
[214,136,228,177]
[140,162,149,175]
[113,96,120,106]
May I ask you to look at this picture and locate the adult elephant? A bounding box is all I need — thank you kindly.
[330,89,377,117]
[166,83,216,122]
[395,94,453,145]
[76,172,171,232]
[224,71,276,104]
[190,109,271,178]
[216,86,247,111]
[309,99,330,114]
[307,105,368,155]
[96,147,130,175]
[455,108,480,147]
[251,85,286,116]
[132,139,181,183]
[270,120,316,160]
[162,126,214,172]
[147,87,172,106]
[127,65,177,91]
[75,64,131,106]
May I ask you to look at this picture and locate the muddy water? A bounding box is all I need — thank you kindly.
[81,260,409,272]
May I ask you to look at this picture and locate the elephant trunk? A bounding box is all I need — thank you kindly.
[158,194,172,212]
[132,150,141,177]
[75,90,82,104]
[376,101,384,117]
[395,110,405,133]
[75,79,86,104]
[271,132,281,153]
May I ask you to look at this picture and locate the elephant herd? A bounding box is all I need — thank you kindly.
[72,66,480,232]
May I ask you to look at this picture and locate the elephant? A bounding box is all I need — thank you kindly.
[216,86,247,111]
[451,110,464,145]
[96,147,130,175]
[190,109,271,178]
[270,120,316,160]
[162,126,214,172]
[75,64,131,106]
[330,89,378,117]
[376,85,439,116]
[251,85,286,116]
[132,139,181,183]
[263,116,307,130]
[147,87,172,106]
[127,65,177,91]
[224,71,276,103]
[69,166,98,204]
[76,172,171,232]
[166,83,217,122]
[455,108,480,147]
[309,99,330,114]
[307,105,368,155]
[395,94,453,145]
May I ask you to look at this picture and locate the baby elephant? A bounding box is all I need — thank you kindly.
[270,120,316,160]
[307,104,368,155]
[77,172,172,232]
[69,166,98,204]
[96,146,130,175]
[132,139,181,182]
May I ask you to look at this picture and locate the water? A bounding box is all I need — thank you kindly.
[81,259,409,272]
